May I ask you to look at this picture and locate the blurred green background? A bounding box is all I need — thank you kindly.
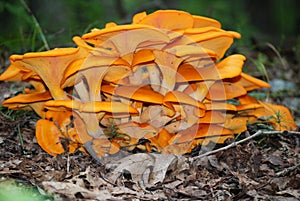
[0,0,299,53]
[0,0,300,88]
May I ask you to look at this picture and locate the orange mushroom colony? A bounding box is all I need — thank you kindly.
[0,10,296,160]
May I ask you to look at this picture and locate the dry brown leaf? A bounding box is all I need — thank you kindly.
[106,153,188,189]
[42,181,113,200]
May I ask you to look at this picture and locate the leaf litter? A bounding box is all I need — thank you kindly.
[0,84,300,201]
[0,111,299,200]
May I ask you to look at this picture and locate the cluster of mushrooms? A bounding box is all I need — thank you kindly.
[0,10,296,160]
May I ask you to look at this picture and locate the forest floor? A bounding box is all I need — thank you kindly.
[0,46,300,201]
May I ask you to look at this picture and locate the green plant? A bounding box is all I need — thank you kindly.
[0,179,53,201]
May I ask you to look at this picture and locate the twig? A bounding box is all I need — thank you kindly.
[276,162,300,176]
[193,130,300,160]
[66,154,70,174]
[0,170,23,174]
[19,0,49,50]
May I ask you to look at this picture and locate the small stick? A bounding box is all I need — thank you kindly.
[66,154,70,174]
[193,130,300,160]
[276,162,300,176]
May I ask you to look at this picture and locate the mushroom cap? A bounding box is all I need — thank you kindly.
[232,72,270,91]
[204,101,237,111]
[44,100,139,114]
[2,91,52,106]
[192,15,221,28]
[35,119,65,156]
[2,91,52,117]
[153,50,184,94]
[148,128,175,151]
[199,111,225,124]
[182,28,241,59]
[0,63,29,81]
[82,24,170,49]
[15,47,84,100]
[224,114,257,134]
[252,102,297,131]
[163,91,206,110]
[165,44,216,61]
[0,54,42,82]
[133,10,194,30]
[131,49,156,67]
[102,85,164,104]
[206,81,247,100]
[118,122,158,139]
[169,123,233,144]
[177,54,245,82]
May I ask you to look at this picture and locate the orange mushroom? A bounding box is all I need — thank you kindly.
[204,101,237,111]
[248,102,297,131]
[177,54,245,82]
[10,48,87,100]
[192,15,221,28]
[148,128,175,151]
[0,9,297,159]
[44,99,138,137]
[163,90,206,114]
[199,111,225,124]
[179,28,240,59]
[206,81,247,100]
[2,91,52,118]
[82,24,170,49]
[224,114,256,134]
[102,84,164,104]
[153,50,184,94]
[168,123,233,150]
[232,72,270,91]
[36,119,65,156]
[133,10,194,31]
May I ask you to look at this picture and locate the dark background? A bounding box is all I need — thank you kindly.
[0,0,299,53]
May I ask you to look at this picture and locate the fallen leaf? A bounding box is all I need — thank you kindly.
[42,181,112,200]
[106,153,187,189]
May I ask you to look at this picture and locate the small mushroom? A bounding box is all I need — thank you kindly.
[35,119,65,156]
